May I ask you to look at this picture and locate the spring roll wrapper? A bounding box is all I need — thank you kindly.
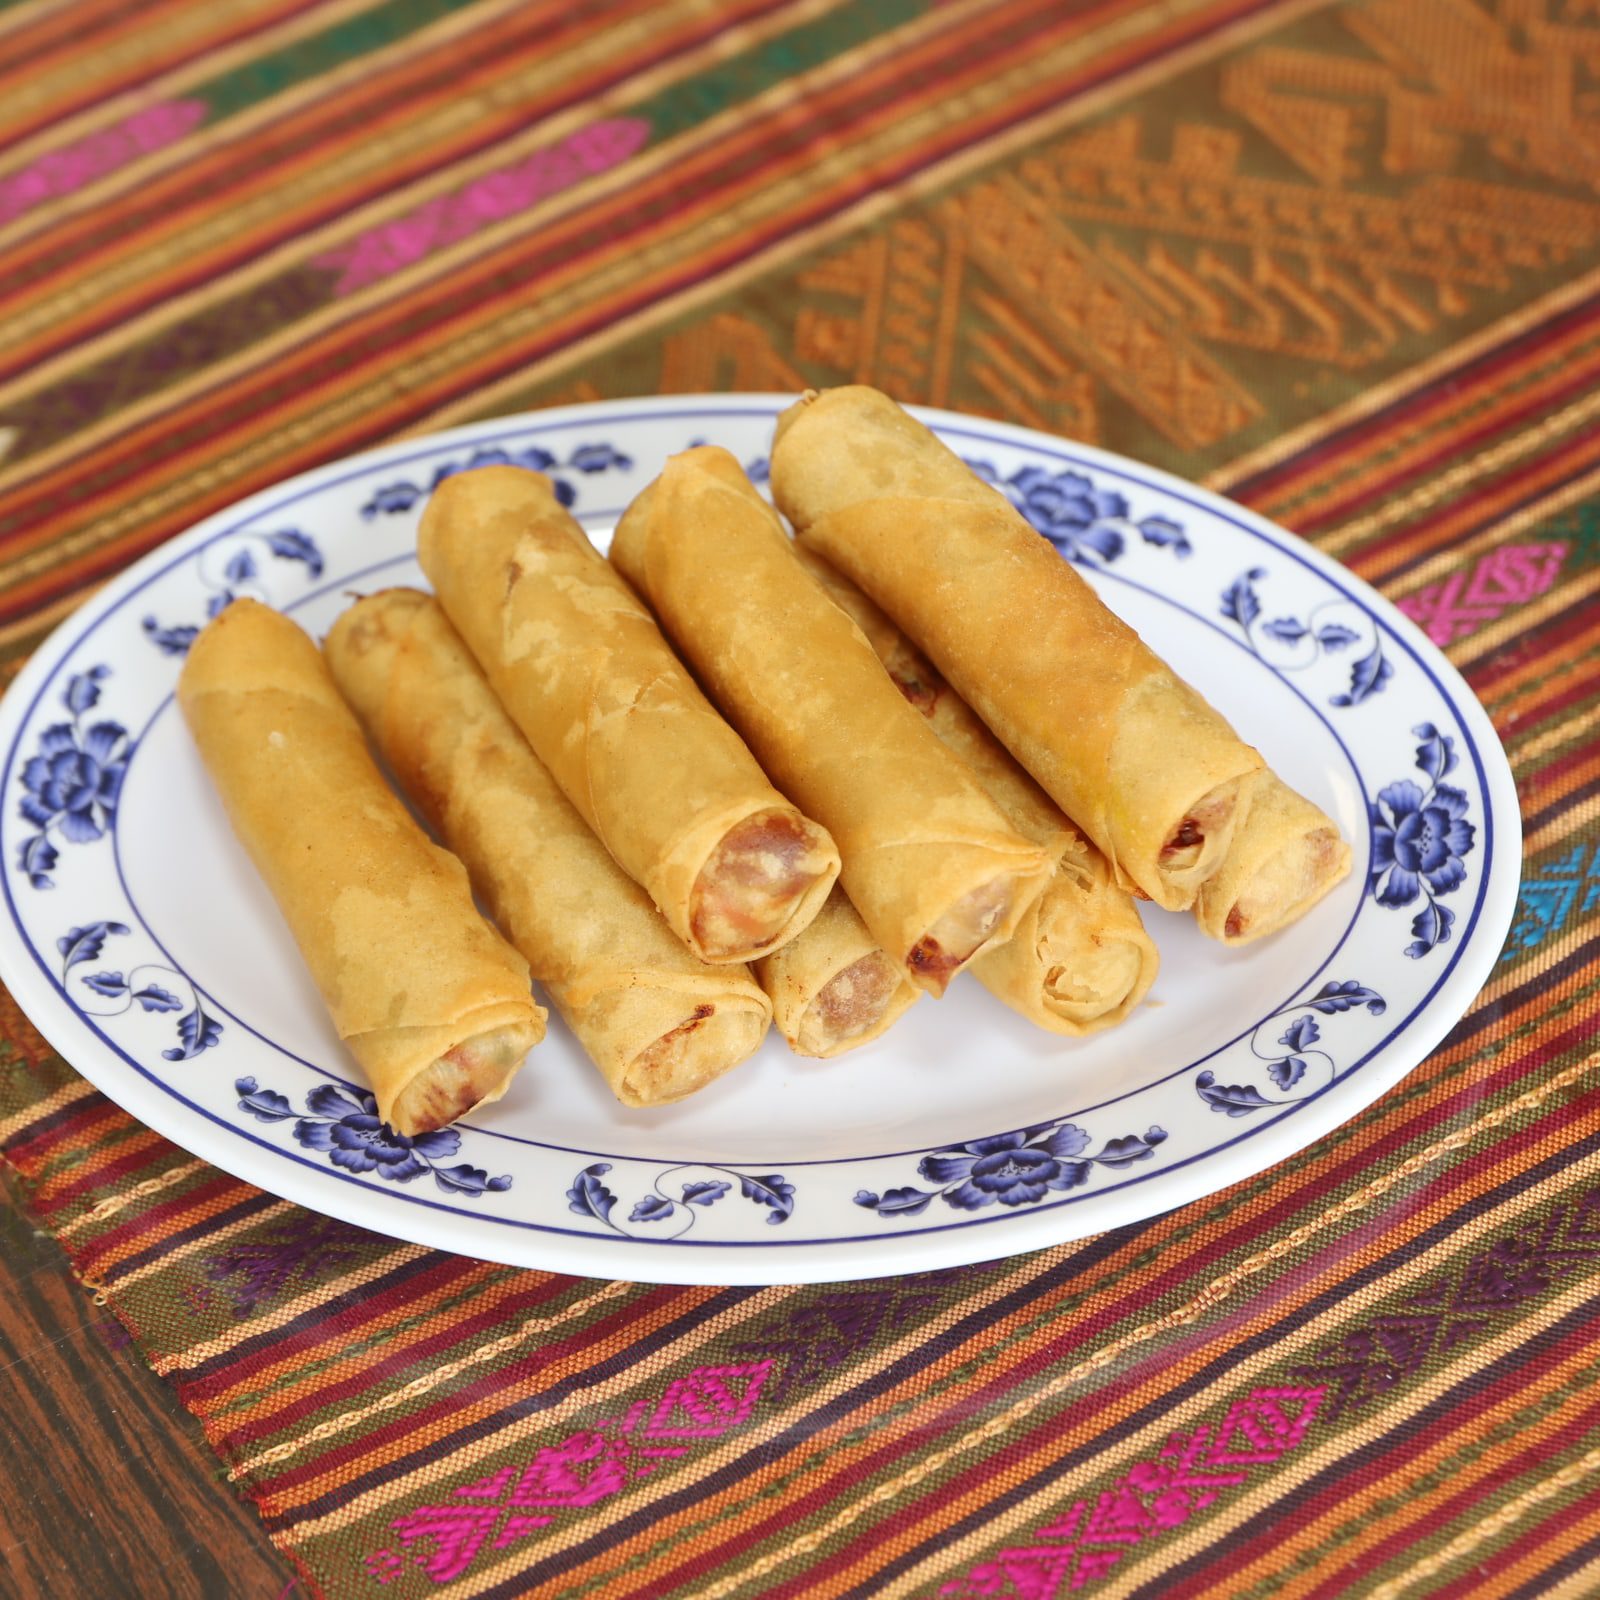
[177,600,545,1135]
[797,548,1157,1034]
[325,590,772,1106]
[753,888,920,1056]
[772,387,1266,911]
[417,466,839,963]
[611,448,1054,996]
[1194,774,1352,945]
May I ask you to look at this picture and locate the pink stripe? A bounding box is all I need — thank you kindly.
[311,117,650,295]
[0,99,208,226]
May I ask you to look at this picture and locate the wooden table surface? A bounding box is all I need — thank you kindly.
[0,1165,292,1599]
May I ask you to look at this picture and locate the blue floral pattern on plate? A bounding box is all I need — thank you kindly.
[566,1162,794,1238]
[359,440,633,519]
[142,529,325,656]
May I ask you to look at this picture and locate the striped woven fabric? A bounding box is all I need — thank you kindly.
[3,0,1600,1595]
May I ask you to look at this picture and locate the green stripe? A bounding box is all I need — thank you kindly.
[195,0,482,121]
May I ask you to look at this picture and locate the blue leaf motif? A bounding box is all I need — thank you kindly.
[681,1180,730,1207]
[1041,1123,1092,1159]
[1220,569,1264,631]
[18,834,58,889]
[223,548,257,585]
[142,618,200,656]
[739,1173,795,1225]
[132,984,183,1013]
[1261,617,1308,644]
[264,529,325,578]
[1307,980,1386,1016]
[1315,622,1360,651]
[629,1194,677,1223]
[1094,1128,1168,1168]
[162,1002,222,1061]
[854,1186,935,1218]
[58,922,130,970]
[568,442,632,473]
[206,590,236,620]
[1278,1014,1321,1052]
[433,1164,498,1196]
[567,1163,616,1223]
[411,1129,463,1160]
[1268,1057,1307,1090]
[1406,899,1456,960]
[1330,639,1392,707]
[361,483,423,518]
[82,970,128,998]
[1195,1071,1274,1116]
[306,1082,370,1118]
[235,1077,294,1121]
[64,673,102,716]
[1412,722,1457,784]
[1138,515,1190,555]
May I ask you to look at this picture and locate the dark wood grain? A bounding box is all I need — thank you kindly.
[0,1166,295,1600]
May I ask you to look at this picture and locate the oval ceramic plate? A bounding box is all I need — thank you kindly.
[0,396,1519,1284]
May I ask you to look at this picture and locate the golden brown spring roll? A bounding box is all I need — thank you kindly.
[772,386,1266,911]
[797,548,1157,1034]
[1194,774,1352,945]
[753,888,919,1056]
[417,466,839,964]
[612,447,1053,997]
[177,600,546,1135]
[325,590,772,1106]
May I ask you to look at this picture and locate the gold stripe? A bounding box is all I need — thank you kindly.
[1510,708,1599,767]
[0,0,305,134]
[1317,387,1600,556]
[151,1239,426,1373]
[0,0,393,200]
[108,1198,294,1300]
[0,0,82,43]
[224,1277,638,1477]
[53,1157,207,1235]
[0,1075,94,1143]
[1206,259,1600,494]
[892,1131,1600,1599]
[445,1050,1600,1598]
[1367,1448,1600,1600]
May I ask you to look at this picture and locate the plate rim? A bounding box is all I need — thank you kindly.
[0,394,1522,1284]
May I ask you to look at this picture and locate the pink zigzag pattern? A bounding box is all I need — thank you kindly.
[315,117,650,296]
[364,1360,772,1585]
[0,101,208,228]
[1396,542,1567,647]
[933,1385,1326,1598]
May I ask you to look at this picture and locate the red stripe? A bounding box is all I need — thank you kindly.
[248,1283,700,1497]
[71,1171,259,1272]
[29,1134,171,1214]
[212,1267,590,1450]
[0,1092,125,1168]
[1521,738,1600,798]
[1471,605,1600,698]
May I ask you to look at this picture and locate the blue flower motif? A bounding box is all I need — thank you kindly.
[1370,780,1474,908]
[297,1111,429,1181]
[1007,467,1127,564]
[920,1125,1093,1210]
[20,721,127,843]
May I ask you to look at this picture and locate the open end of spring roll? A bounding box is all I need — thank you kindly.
[611,446,1053,996]
[754,887,919,1056]
[772,387,1264,911]
[417,466,838,963]
[178,599,545,1135]
[1194,775,1352,945]
[325,589,771,1106]
[795,545,1157,1032]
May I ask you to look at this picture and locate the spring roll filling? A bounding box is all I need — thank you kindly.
[1042,935,1146,1022]
[799,951,904,1055]
[1223,826,1344,940]
[689,807,835,960]
[908,873,1020,993]
[1157,783,1238,884]
[387,1023,531,1136]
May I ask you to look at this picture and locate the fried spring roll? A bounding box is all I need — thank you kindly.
[772,386,1266,911]
[797,548,1157,1034]
[325,590,772,1106]
[417,467,839,964]
[612,447,1053,997]
[753,888,919,1056]
[178,600,546,1135]
[1194,775,1352,945]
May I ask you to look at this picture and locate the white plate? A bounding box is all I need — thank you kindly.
[0,396,1520,1284]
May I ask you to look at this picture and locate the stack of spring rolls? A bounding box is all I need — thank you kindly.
[178,386,1350,1136]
